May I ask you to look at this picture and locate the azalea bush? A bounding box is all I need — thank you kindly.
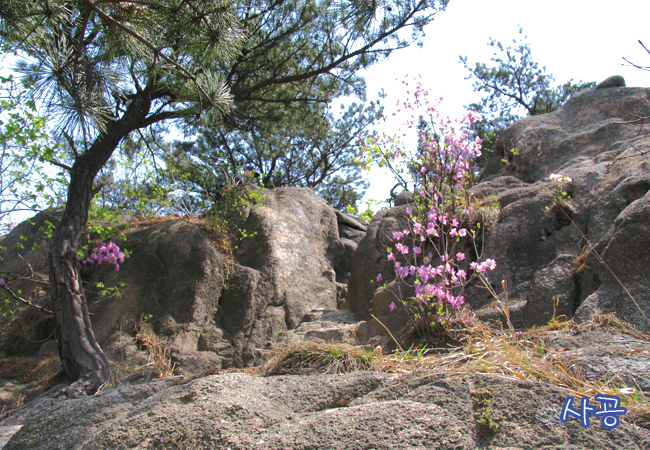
[365,76,497,331]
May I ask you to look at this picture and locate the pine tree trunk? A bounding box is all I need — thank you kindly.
[48,91,150,394]
[49,164,111,394]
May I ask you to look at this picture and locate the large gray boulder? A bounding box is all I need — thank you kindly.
[478,79,650,330]
[0,187,368,374]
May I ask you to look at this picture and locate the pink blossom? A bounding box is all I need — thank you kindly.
[413,246,422,254]
[376,273,383,283]
[82,241,125,271]
[387,252,395,261]
[458,228,467,237]
[456,252,465,261]
[389,302,397,312]
[396,243,409,255]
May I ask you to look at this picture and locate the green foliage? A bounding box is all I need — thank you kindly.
[461,28,595,176]
[345,198,380,222]
[170,101,378,211]
[395,344,429,362]
[202,184,265,258]
[473,388,500,432]
[0,76,67,230]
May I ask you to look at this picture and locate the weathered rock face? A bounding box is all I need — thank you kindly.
[479,80,650,330]
[215,186,366,365]
[0,187,368,374]
[347,204,411,320]
[3,359,648,450]
[347,78,650,331]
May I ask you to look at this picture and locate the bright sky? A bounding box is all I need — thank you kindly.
[359,0,650,207]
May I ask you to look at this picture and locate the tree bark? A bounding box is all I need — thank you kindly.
[49,175,110,394]
[49,94,150,394]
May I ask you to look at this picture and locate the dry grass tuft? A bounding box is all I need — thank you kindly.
[258,343,380,376]
[0,356,63,387]
[0,356,64,413]
[133,316,176,378]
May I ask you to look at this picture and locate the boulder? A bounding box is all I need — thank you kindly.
[478,78,650,329]
[0,187,367,374]
[347,204,411,320]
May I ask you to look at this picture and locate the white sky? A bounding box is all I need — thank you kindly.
[359,0,650,207]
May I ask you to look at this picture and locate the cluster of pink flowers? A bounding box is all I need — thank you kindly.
[377,80,497,324]
[470,259,497,273]
[383,217,496,313]
[82,241,125,271]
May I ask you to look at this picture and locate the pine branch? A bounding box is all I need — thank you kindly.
[81,0,214,109]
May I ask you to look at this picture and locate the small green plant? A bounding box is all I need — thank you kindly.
[546,173,572,211]
[473,388,500,433]
[500,147,520,164]
[533,340,546,356]
[395,344,428,362]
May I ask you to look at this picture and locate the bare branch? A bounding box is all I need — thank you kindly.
[0,285,53,314]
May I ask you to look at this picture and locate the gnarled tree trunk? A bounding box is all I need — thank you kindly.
[49,164,110,394]
[49,95,150,394]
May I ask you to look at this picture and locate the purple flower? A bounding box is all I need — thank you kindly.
[376,273,383,283]
[0,279,4,285]
[389,302,397,312]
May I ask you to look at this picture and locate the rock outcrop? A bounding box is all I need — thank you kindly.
[347,77,650,332]
[2,349,648,450]
[0,187,369,375]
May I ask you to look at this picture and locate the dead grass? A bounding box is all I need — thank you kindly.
[256,343,380,376]
[126,214,184,233]
[0,356,63,387]
[133,316,177,378]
